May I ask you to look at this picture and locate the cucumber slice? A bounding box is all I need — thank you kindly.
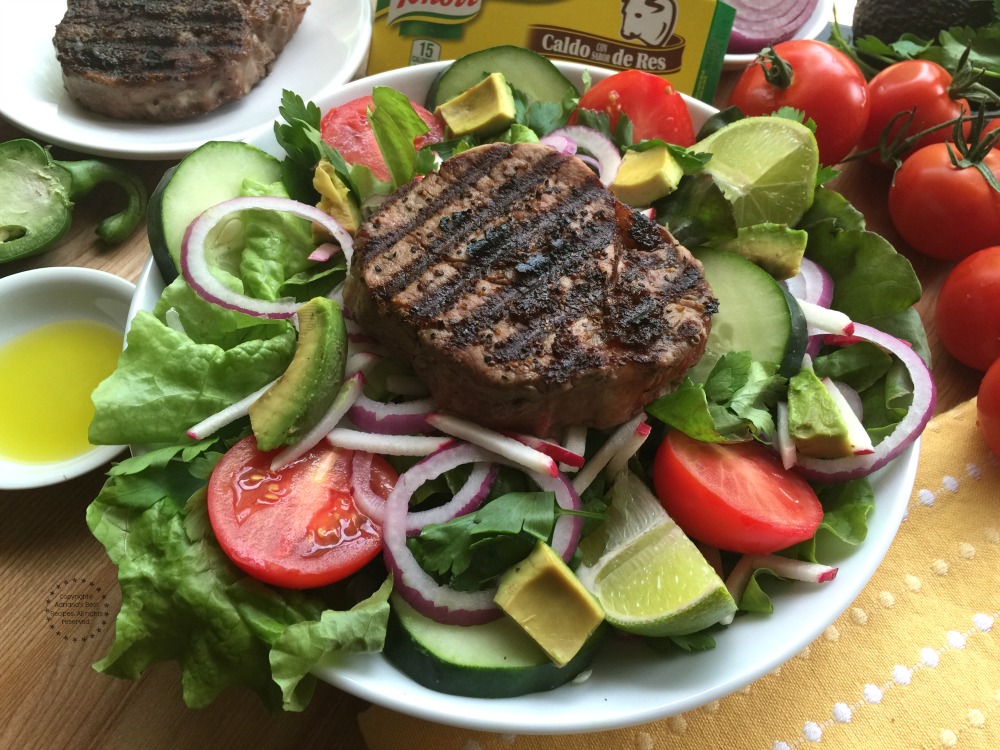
[426,45,579,110]
[686,247,808,383]
[383,595,604,699]
[149,141,284,278]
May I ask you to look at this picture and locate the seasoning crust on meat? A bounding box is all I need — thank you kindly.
[344,141,717,438]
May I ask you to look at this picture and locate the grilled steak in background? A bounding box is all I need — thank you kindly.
[52,0,310,122]
[344,142,717,438]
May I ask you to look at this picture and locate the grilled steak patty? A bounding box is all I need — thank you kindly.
[52,0,309,122]
[344,142,716,438]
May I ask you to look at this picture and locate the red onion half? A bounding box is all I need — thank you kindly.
[794,323,935,482]
[180,196,353,319]
[726,0,819,55]
[382,442,583,625]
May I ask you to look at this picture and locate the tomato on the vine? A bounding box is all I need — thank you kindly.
[571,69,696,146]
[935,246,1000,372]
[887,142,1000,261]
[977,357,1000,458]
[651,430,824,554]
[207,436,397,589]
[727,40,869,166]
[321,95,444,182]
[858,60,969,167]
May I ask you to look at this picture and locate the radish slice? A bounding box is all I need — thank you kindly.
[180,195,353,319]
[726,553,838,602]
[185,377,278,441]
[270,372,365,471]
[560,425,589,473]
[381,442,582,625]
[542,126,622,185]
[326,429,452,456]
[347,394,435,435]
[775,400,796,470]
[820,377,874,456]
[573,413,647,495]
[426,412,558,477]
[501,431,586,469]
[345,351,381,378]
[604,420,653,478]
[726,0,819,54]
[794,323,935,482]
[797,298,854,336]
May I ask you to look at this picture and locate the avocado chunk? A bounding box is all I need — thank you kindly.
[248,297,347,450]
[787,367,854,458]
[494,541,605,667]
[313,160,362,236]
[715,223,807,281]
[609,146,684,207]
[434,72,516,138]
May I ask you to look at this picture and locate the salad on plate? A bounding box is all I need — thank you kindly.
[84,47,932,729]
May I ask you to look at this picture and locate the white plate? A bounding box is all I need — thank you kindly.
[130,59,918,734]
[0,0,372,161]
[723,0,835,71]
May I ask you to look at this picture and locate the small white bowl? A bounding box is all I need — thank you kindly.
[0,266,135,490]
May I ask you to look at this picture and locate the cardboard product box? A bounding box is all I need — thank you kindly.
[366,0,735,104]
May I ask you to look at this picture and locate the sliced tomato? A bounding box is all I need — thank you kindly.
[571,70,695,146]
[207,436,397,589]
[651,431,823,554]
[320,95,445,182]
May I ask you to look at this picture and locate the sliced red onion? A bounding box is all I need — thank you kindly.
[382,442,582,625]
[572,413,647,495]
[347,393,435,435]
[308,242,339,263]
[794,323,935,482]
[782,257,832,307]
[539,134,577,156]
[543,125,622,186]
[180,195,353,319]
[325,428,451,456]
[270,372,365,471]
[350,451,385,521]
[727,0,819,54]
[164,307,186,334]
[426,412,558,477]
[185,377,277,441]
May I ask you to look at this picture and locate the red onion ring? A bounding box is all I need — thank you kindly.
[782,257,833,307]
[382,442,582,625]
[180,195,353,319]
[793,323,935,482]
[541,126,622,185]
[347,393,435,435]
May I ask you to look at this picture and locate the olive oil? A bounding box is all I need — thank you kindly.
[0,320,122,463]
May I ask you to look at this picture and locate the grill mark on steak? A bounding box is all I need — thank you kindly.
[345,141,716,437]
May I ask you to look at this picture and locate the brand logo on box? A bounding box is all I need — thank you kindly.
[387,0,482,27]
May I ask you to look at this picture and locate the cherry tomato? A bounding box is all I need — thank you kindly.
[977,357,1000,458]
[935,246,1000,371]
[859,60,969,167]
[320,95,444,182]
[727,40,869,166]
[571,70,695,146]
[651,431,824,554]
[207,436,397,589]
[887,143,1000,261]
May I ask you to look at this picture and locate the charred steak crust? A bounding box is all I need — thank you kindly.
[344,142,717,437]
[52,0,309,122]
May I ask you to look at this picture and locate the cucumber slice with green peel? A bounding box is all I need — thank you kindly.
[383,595,605,699]
[686,246,808,384]
[148,141,284,279]
[426,45,579,111]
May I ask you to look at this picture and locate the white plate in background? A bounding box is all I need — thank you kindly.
[0,0,372,161]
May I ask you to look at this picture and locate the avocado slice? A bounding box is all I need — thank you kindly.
[714,223,807,281]
[248,297,347,450]
[787,367,853,459]
[494,541,605,667]
[434,72,516,138]
[609,146,684,207]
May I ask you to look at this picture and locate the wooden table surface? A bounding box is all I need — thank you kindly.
[0,77,985,750]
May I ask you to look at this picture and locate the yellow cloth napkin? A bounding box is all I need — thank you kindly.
[359,399,1000,750]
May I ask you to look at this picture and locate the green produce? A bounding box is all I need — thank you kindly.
[0,138,146,263]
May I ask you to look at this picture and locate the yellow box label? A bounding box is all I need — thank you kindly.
[368,0,735,103]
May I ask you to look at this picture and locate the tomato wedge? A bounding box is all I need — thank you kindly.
[320,95,445,182]
[651,431,823,554]
[207,436,396,589]
[571,70,695,146]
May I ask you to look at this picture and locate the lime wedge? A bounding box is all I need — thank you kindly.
[694,116,819,228]
[576,470,736,637]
